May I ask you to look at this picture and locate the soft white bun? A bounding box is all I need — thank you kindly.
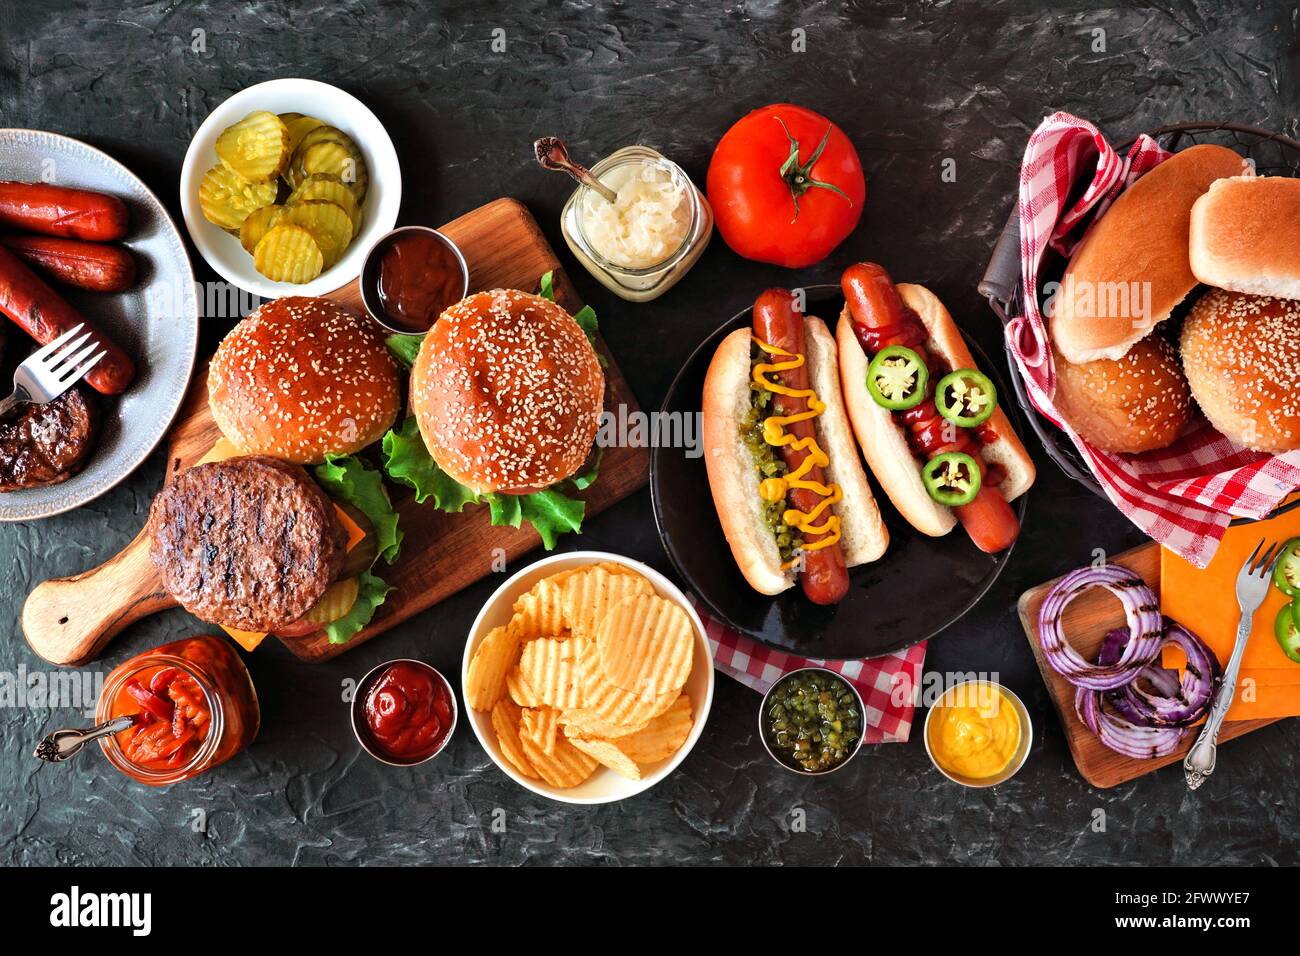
[837,283,1035,536]
[1052,335,1192,454]
[702,316,888,596]
[1049,144,1245,363]
[1180,289,1300,452]
[1190,176,1300,300]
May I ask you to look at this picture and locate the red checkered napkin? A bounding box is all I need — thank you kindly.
[1005,111,1300,568]
[690,597,925,744]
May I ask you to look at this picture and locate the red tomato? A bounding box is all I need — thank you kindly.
[707,104,866,268]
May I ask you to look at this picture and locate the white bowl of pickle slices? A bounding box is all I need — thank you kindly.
[180,77,400,299]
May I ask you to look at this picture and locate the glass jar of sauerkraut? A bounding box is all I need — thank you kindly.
[561,145,712,302]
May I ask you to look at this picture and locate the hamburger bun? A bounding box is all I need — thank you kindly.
[1049,144,1245,363]
[410,289,604,495]
[1190,175,1300,300]
[1180,289,1300,452]
[208,296,400,465]
[1052,336,1192,453]
[702,316,888,596]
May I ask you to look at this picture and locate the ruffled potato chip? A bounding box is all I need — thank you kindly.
[518,637,585,710]
[491,698,537,779]
[520,706,561,756]
[465,625,520,712]
[562,566,655,642]
[519,733,598,788]
[596,594,695,698]
[609,694,694,765]
[566,734,642,781]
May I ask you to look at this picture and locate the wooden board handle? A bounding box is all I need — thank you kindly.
[23,528,175,666]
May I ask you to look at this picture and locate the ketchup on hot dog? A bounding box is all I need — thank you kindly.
[842,263,1018,554]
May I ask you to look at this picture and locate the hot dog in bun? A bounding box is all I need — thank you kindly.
[703,288,888,604]
[837,262,1034,553]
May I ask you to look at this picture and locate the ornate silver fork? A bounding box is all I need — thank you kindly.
[0,322,107,420]
[1184,538,1280,790]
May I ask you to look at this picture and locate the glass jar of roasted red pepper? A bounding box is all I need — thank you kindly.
[95,635,259,786]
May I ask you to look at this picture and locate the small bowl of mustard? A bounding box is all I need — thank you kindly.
[923,679,1031,787]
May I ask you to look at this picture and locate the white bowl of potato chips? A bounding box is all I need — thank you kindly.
[462,552,714,804]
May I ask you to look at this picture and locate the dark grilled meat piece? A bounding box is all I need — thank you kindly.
[147,455,347,631]
[0,386,97,491]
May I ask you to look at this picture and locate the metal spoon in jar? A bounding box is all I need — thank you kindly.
[534,136,618,203]
[34,715,135,763]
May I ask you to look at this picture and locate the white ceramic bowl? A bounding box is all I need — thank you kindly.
[179,77,401,299]
[463,551,715,805]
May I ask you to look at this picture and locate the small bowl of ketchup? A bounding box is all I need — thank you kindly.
[351,658,457,767]
[360,225,469,335]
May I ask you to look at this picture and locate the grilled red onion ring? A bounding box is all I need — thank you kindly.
[1101,621,1220,728]
[1037,565,1164,690]
[1074,684,1187,759]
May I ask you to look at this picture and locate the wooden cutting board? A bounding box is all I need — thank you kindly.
[23,198,650,665]
[1017,542,1276,788]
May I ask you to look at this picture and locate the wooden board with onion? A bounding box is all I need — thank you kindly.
[22,198,650,666]
[1017,542,1276,788]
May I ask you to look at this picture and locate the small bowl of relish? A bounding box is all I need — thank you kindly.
[759,667,865,776]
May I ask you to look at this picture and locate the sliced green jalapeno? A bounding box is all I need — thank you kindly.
[935,369,997,428]
[922,451,982,506]
[866,345,928,411]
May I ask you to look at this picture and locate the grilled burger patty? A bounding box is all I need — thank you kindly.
[0,386,97,492]
[148,455,347,631]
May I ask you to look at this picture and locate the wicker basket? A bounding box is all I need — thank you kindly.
[979,122,1300,523]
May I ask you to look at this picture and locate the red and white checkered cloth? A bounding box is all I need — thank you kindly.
[690,597,924,744]
[1006,111,1300,568]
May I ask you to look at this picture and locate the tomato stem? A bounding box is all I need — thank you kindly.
[775,117,854,223]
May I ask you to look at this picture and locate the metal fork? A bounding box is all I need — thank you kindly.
[0,323,107,420]
[1184,538,1281,790]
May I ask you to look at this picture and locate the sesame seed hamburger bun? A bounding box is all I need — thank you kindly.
[1180,289,1300,453]
[1052,336,1192,454]
[208,296,401,465]
[410,289,605,495]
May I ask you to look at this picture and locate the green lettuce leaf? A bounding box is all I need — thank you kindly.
[380,417,480,513]
[385,333,424,370]
[484,455,597,550]
[538,269,557,302]
[324,571,393,645]
[568,447,603,491]
[313,455,402,564]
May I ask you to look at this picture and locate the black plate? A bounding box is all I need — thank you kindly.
[650,285,1029,660]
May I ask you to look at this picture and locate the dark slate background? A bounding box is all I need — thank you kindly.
[1,0,1297,866]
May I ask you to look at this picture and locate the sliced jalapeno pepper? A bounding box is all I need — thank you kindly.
[1274,603,1300,664]
[866,345,929,411]
[935,369,997,428]
[1272,537,1300,598]
[921,451,982,506]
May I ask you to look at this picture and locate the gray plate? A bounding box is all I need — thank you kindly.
[0,129,198,521]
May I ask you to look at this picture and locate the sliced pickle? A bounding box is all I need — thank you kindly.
[279,112,325,156]
[215,110,291,184]
[198,163,278,230]
[253,224,323,283]
[293,141,369,200]
[290,128,368,199]
[238,203,284,254]
[285,125,352,189]
[287,173,362,234]
[299,577,360,625]
[279,200,353,268]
